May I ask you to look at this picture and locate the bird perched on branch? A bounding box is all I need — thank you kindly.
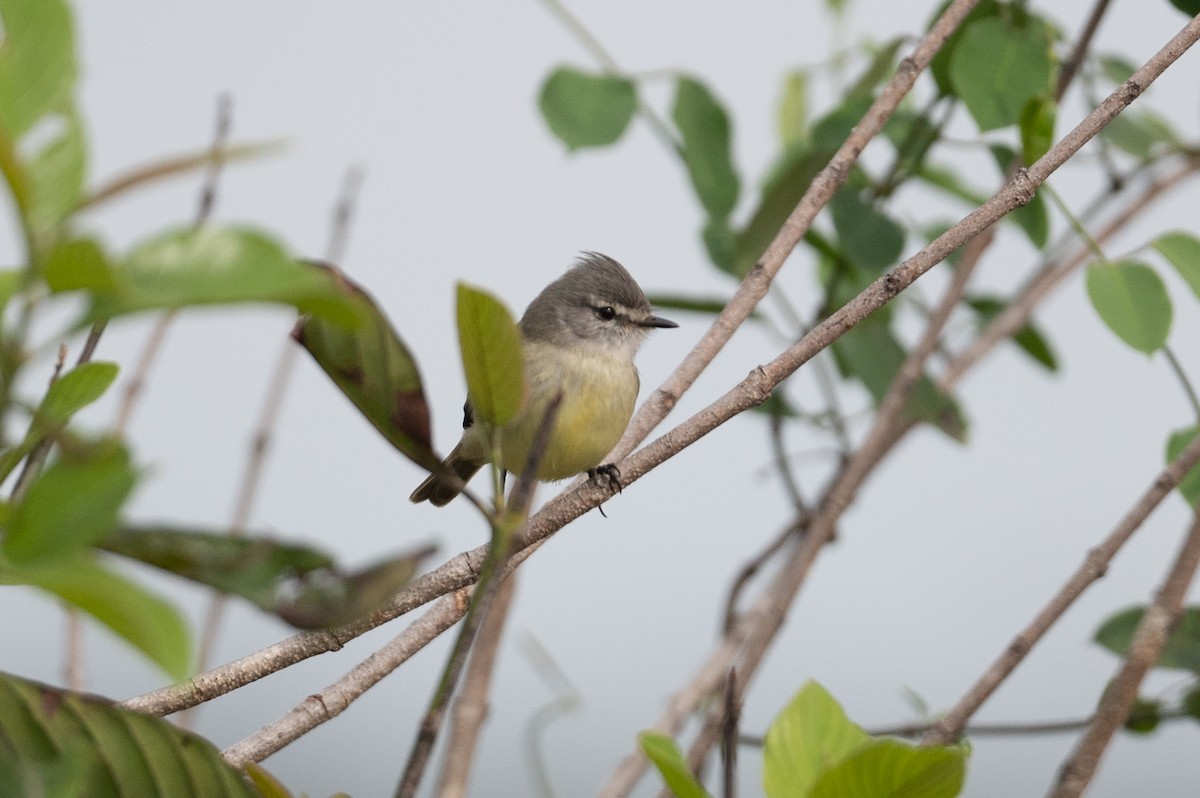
[410,253,677,507]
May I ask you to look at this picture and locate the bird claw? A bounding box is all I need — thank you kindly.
[588,463,622,494]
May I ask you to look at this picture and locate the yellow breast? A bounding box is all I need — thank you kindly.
[498,342,639,480]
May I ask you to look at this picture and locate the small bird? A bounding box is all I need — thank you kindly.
[410,253,677,507]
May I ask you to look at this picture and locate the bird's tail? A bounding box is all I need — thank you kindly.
[409,443,483,506]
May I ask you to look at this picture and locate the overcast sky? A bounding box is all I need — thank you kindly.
[3,1,1200,796]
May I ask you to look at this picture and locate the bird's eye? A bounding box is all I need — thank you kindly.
[595,306,617,321]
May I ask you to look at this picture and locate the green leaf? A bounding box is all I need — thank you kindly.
[702,216,737,273]
[91,226,361,324]
[1019,95,1056,165]
[965,295,1058,371]
[989,145,1049,249]
[1123,697,1161,734]
[808,738,968,798]
[673,76,739,220]
[1095,606,1200,672]
[949,17,1055,132]
[43,235,116,293]
[0,269,21,315]
[929,0,1004,95]
[538,66,637,151]
[831,314,968,441]
[292,262,436,471]
[810,95,874,153]
[763,681,871,798]
[4,439,136,564]
[639,732,711,798]
[732,146,828,278]
[882,109,940,181]
[0,671,254,795]
[1166,426,1200,508]
[829,188,905,273]
[643,294,734,318]
[1100,109,1181,160]
[1085,260,1172,354]
[0,360,120,484]
[750,389,799,419]
[0,555,191,679]
[846,37,907,99]
[1183,686,1200,721]
[778,71,808,149]
[456,283,524,429]
[102,525,435,630]
[0,0,76,139]
[1167,0,1200,17]
[914,164,987,207]
[25,105,86,237]
[1153,231,1200,300]
[1098,54,1137,84]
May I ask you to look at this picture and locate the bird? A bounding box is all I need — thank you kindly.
[409,252,677,507]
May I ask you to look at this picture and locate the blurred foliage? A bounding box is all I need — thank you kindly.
[644,681,967,798]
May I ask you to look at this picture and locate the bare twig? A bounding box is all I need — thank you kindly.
[923,430,1200,745]
[721,668,739,798]
[682,167,994,785]
[610,0,987,464]
[1049,511,1200,798]
[395,393,563,798]
[112,95,234,434]
[722,520,804,635]
[193,166,364,680]
[1055,0,1114,100]
[743,708,1197,743]
[942,156,1200,392]
[435,572,518,798]
[222,588,473,768]
[125,8,1200,754]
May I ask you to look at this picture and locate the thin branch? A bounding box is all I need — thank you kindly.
[121,14,1200,729]
[193,166,364,680]
[1162,345,1200,421]
[942,156,1200,391]
[601,23,1200,789]
[722,520,803,636]
[683,170,993,785]
[394,393,563,798]
[1055,0,1114,100]
[1049,511,1200,798]
[721,668,739,798]
[222,588,473,768]
[435,572,518,798]
[742,707,1197,744]
[112,95,234,434]
[610,0,988,466]
[923,430,1200,745]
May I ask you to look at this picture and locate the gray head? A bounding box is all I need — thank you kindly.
[520,252,677,353]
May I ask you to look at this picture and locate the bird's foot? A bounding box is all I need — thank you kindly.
[588,463,622,494]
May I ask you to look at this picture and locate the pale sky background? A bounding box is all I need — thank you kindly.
[3,1,1200,796]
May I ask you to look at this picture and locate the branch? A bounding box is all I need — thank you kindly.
[221,588,472,768]
[112,94,234,434]
[610,0,987,463]
[1049,511,1200,798]
[923,430,1200,745]
[600,20,1200,792]
[394,393,563,798]
[193,166,364,678]
[941,155,1200,392]
[435,572,518,798]
[121,11,1200,730]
